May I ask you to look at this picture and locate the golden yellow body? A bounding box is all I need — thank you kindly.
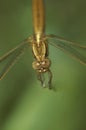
[0,0,86,89]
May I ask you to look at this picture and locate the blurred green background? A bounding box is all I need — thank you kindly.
[0,0,86,130]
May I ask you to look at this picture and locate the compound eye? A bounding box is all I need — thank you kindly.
[42,59,51,68]
[32,59,51,72]
[32,61,40,70]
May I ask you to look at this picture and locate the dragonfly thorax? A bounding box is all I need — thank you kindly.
[32,38,47,61]
[32,58,51,73]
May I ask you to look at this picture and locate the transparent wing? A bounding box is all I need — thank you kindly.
[46,34,86,65]
[0,38,29,79]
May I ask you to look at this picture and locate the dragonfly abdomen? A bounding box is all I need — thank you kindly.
[32,0,45,35]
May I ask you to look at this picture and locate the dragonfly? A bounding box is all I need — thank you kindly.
[0,0,86,89]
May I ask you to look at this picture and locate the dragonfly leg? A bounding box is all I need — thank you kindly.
[37,70,52,89]
[47,69,52,89]
[37,72,44,87]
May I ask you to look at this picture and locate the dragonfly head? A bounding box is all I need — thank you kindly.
[32,59,52,89]
[32,58,51,73]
